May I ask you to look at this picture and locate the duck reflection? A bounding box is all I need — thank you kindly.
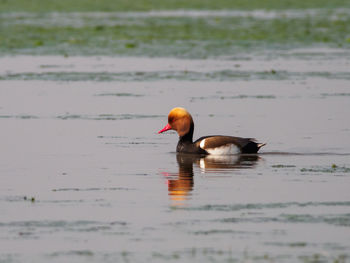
[164,154,260,203]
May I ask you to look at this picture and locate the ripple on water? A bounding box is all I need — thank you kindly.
[279,213,350,226]
[51,187,133,192]
[0,220,129,237]
[215,213,350,226]
[0,115,39,119]
[3,71,350,82]
[56,114,162,120]
[0,114,145,121]
[176,201,350,212]
[192,229,261,236]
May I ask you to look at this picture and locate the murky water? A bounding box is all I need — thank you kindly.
[1,46,350,262]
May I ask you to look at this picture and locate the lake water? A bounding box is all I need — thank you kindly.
[1,48,350,262]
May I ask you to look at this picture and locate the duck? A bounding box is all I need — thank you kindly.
[158,107,265,154]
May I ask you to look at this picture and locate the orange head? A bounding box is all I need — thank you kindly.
[158,107,194,137]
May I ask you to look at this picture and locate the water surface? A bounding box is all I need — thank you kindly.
[1,48,350,263]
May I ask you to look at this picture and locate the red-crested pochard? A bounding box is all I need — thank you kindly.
[158,107,265,154]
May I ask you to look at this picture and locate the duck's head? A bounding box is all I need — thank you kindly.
[158,107,194,137]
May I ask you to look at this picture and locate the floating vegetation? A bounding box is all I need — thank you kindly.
[95,93,144,97]
[321,93,350,97]
[265,241,307,247]
[1,8,349,57]
[2,0,350,12]
[49,250,94,257]
[23,196,36,202]
[299,253,348,263]
[272,164,296,168]
[300,164,350,174]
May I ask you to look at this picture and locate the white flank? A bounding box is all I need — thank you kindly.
[199,139,206,149]
[206,144,240,155]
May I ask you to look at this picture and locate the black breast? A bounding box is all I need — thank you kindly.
[176,141,207,154]
[241,141,259,153]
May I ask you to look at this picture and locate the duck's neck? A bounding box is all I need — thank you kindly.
[179,123,194,143]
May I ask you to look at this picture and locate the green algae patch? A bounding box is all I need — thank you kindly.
[1,8,349,57]
[1,0,350,12]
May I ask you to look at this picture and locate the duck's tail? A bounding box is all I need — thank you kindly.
[257,143,266,150]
